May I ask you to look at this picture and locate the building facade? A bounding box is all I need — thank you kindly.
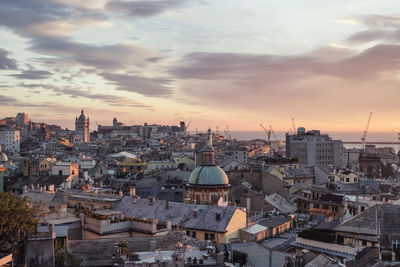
[16,112,28,128]
[286,127,343,168]
[0,128,20,153]
[75,110,90,143]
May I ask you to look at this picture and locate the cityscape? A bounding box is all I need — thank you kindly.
[1,111,400,267]
[1,1,400,267]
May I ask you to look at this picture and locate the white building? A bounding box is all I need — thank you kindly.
[51,162,79,179]
[286,127,343,168]
[342,148,360,170]
[0,129,20,153]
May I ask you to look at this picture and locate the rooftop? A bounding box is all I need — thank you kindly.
[115,196,243,233]
[258,216,292,228]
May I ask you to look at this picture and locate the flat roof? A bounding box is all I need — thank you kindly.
[240,224,268,234]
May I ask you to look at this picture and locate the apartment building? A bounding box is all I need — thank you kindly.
[286,127,343,168]
[0,128,20,153]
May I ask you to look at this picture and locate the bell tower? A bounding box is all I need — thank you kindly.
[75,110,90,143]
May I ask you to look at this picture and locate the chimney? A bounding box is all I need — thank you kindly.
[165,200,169,209]
[132,197,138,204]
[129,186,136,196]
[119,190,123,197]
[215,212,221,221]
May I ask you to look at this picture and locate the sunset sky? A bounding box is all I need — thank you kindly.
[1,0,400,132]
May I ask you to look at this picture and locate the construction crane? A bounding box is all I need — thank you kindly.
[361,112,372,150]
[292,118,297,134]
[259,123,271,141]
[185,121,191,134]
[216,126,219,135]
[269,125,277,141]
[226,125,232,141]
[269,125,282,151]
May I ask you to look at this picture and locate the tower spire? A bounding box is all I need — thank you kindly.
[201,128,215,164]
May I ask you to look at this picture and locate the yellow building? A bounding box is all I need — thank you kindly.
[117,158,146,172]
[173,154,195,170]
[146,160,176,173]
[39,157,56,172]
[329,169,359,184]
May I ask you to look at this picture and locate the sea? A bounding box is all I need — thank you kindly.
[226,131,400,153]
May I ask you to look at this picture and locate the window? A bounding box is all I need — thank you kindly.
[59,170,62,175]
[205,233,215,240]
[192,231,196,238]
[362,240,367,246]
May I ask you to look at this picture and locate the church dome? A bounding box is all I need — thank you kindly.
[77,110,86,122]
[188,165,229,186]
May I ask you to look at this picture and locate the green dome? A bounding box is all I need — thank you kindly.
[188,165,229,185]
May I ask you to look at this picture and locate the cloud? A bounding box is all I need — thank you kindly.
[106,0,199,17]
[346,14,400,44]
[0,94,43,107]
[0,49,17,70]
[170,44,400,114]
[100,72,173,97]
[30,38,161,71]
[0,94,19,105]
[18,83,154,109]
[10,70,52,80]
[357,14,400,28]
[173,44,400,82]
[0,0,108,38]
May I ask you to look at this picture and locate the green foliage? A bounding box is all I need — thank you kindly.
[0,192,39,251]
[55,241,83,267]
[380,163,394,178]
[232,250,247,266]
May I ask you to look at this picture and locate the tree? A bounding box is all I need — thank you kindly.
[380,162,394,178]
[0,192,40,252]
[55,240,82,267]
[232,250,247,266]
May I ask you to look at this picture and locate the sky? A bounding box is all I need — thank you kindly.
[1,0,400,133]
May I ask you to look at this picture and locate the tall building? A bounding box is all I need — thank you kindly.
[75,110,90,143]
[286,127,343,168]
[16,112,28,128]
[0,128,20,153]
[186,129,231,204]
